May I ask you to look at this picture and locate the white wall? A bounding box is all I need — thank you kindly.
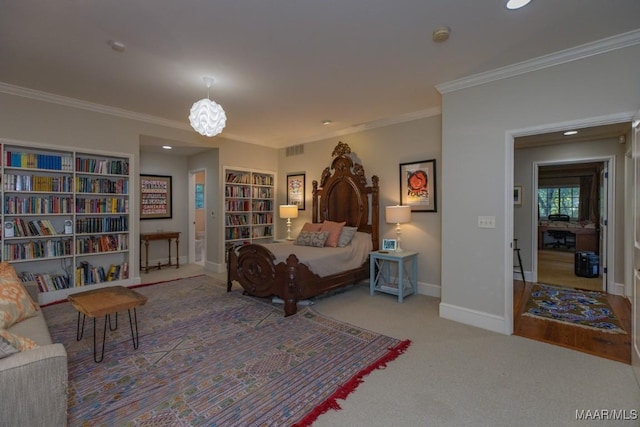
[440,43,640,334]
[278,115,442,296]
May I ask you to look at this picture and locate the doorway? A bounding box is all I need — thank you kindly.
[189,169,206,266]
[534,160,609,292]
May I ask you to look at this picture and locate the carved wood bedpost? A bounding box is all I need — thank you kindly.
[371,175,380,251]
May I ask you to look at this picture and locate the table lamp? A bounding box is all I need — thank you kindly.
[385,205,411,251]
[279,204,299,240]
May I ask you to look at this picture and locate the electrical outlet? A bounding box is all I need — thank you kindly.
[477,216,496,228]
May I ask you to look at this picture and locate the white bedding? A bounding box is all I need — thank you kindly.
[263,232,373,277]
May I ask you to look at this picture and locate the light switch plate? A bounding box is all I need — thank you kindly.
[478,216,496,228]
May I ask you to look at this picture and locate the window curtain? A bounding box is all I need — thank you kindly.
[578,173,599,222]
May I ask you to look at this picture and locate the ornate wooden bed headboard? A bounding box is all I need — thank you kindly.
[311,141,380,251]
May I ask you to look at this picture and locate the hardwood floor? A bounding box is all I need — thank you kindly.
[537,249,601,291]
[513,280,631,364]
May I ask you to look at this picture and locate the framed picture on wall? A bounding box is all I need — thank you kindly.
[514,185,523,206]
[399,159,437,212]
[140,174,172,219]
[286,173,305,210]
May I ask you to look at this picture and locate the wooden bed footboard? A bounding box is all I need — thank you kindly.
[227,244,370,316]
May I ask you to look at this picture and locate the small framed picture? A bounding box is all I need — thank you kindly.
[514,185,523,207]
[382,239,397,251]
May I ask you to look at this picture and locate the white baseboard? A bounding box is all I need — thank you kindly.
[439,302,507,335]
[417,281,441,298]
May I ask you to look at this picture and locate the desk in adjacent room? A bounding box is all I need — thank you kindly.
[140,231,180,273]
[538,225,597,252]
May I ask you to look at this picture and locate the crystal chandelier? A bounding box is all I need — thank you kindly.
[189,76,227,137]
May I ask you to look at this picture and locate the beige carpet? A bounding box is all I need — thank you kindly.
[538,249,602,291]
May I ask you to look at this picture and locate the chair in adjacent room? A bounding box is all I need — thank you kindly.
[513,239,525,283]
[545,214,574,249]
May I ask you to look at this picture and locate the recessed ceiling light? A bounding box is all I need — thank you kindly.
[322,120,332,125]
[107,39,125,52]
[162,145,173,150]
[563,131,578,136]
[506,0,531,10]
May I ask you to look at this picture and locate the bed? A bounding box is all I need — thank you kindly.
[227,141,380,316]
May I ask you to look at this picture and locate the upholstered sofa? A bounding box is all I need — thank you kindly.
[0,268,68,427]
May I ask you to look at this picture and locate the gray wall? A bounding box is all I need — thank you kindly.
[277,115,442,295]
[440,43,640,334]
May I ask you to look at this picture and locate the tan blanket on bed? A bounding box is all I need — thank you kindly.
[264,232,372,277]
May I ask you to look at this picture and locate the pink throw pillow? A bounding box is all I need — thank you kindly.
[320,221,346,247]
[301,222,322,232]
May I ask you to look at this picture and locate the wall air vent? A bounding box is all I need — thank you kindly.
[285,144,304,157]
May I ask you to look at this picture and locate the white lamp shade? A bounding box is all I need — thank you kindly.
[385,205,411,224]
[279,205,299,219]
[189,98,227,137]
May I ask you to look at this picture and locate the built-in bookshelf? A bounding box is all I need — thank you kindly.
[223,167,275,257]
[1,140,133,304]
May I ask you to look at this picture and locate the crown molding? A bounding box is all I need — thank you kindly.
[436,29,640,94]
[0,81,192,131]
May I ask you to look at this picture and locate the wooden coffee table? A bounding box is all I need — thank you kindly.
[68,286,147,363]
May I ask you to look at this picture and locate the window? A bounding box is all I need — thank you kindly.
[195,184,204,209]
[538,186,579,219]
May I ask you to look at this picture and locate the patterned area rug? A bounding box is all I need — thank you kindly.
[43,276,410,426]
[522,283,626,334]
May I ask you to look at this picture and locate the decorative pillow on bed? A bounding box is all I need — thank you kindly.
[337,226,358,247]
[0,262,38,330]
[320,220,346,247]
[295,231,330,247]
[301,222,323,232]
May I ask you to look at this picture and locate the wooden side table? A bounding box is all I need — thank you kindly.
[140,231,180,273]
[68,286,147,362]
[369,250,418,302]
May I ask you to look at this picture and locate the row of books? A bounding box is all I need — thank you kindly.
[252,213,273,224]
[19,271,71,292]
[252,174,274,185]
[251,226,273,238]
[75,197,128,214]
[3,174,73,192]
[4,195,73,215]
[225,227,251,240]
[252,187,273,198]
[75,177,128,194]
[252,200,273,211]
[225,185,251,198]
[75,216,128,234]
[4,151,74,171]
[3,239,73,261]
[75,158,129,175]
[8,218,59,237]
[225,172,251,184]
[226,214,249,226]
[225,200,251,211]
[76,234,128,254]
[76,261,129,286]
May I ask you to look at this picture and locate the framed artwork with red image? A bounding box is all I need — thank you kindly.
[399,159,437,212]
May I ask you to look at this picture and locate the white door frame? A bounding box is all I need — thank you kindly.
[506,113,633,335]
[188,168,206,265]
[530,156,615,294]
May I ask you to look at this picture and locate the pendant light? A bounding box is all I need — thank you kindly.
[189,76,227,137]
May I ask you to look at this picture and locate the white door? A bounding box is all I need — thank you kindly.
[632,116,640,382]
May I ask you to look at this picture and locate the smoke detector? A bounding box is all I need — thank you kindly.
[432,27,451,43]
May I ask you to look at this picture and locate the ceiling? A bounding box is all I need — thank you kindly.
[1,1,639,151]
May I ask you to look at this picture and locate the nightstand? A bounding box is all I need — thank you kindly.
[369,250,418,302]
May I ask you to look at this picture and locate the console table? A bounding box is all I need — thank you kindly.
[140,231,180,273]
